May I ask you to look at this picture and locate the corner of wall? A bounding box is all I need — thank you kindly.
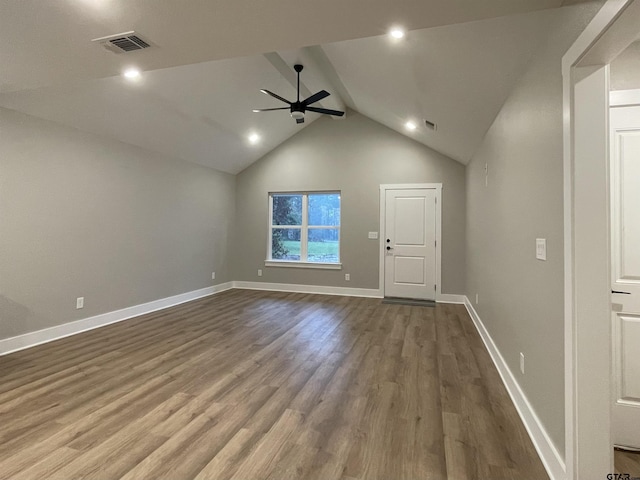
[463,296,566,480]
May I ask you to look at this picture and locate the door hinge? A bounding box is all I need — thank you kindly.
[434,284,437,291]
[435,240,437,247]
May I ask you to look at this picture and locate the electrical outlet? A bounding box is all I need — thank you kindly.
[76,297,84,309]
[345,273,350,281]
[258,269,263,277]
[211,272,216,280]
[520,352,525,374]
[368,232,378,239]
[475,293,479,305]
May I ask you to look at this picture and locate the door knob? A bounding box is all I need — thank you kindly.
[386,239,391,243]
[386,246,392,251]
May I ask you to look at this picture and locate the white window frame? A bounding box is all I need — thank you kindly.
[266,191,342,270]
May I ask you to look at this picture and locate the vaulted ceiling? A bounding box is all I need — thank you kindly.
[0,0,584,173]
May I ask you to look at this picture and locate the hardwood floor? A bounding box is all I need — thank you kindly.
[616,448,640,476]
[0,289,549,479]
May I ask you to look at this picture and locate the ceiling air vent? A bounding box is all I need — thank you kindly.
[91,31,153,54]
[424,119,438,131]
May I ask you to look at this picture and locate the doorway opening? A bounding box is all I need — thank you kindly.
[608,62,640,471]
[564,1,640,477]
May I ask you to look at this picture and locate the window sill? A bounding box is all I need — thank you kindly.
[264,260,342,270]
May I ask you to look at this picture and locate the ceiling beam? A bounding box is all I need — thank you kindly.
[263,52,313,101]
[302,45,354,111]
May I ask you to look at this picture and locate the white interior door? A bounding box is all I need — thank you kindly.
[384,188,437,300]
[610,102,640,449]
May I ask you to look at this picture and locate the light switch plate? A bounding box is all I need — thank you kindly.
[368,232,378,239]
[536,238,547,261]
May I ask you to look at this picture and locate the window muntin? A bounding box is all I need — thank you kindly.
[269,192,340,264]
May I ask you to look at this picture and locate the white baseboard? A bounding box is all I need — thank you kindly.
[0,282,234,357]
[0,283,558,479]
[463,297,566,480]
[436,293,466,304]
[0,280,461,359]
[232,281,383,298]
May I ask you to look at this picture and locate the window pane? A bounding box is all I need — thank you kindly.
[271,228,301,260]
[308,193,340,226]
[272,195,302,225]
[308,228,339,263]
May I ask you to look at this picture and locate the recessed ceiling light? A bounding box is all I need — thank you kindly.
[390,28,405,39]
[248,133,261,144]
[405,121,417,131]
[123,68,141,80]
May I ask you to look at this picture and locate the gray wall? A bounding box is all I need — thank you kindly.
[0,107,235,340]
[610,40,640,91]
[465,2,603,458]
[234,111,466,293]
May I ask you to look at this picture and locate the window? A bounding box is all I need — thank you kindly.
[268,192,341,267]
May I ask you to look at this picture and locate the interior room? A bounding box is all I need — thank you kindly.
[1,0,638,478]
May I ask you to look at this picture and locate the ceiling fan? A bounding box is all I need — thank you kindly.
[252,64,345,124]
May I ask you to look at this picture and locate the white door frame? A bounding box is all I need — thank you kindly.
[379,183,442,300]
[563,1,640,477]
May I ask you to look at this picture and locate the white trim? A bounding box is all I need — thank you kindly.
[302,196,309,260]
[233,281,382,298]
[0,281,462,358]
[563,2,636,477]
[379,183,443,190]
[436,293,465,304]
[268,191,341,264]
[267,194,274,259]
[264,260,342,270]
[463,297,566,480]
[562,29,577,480]
[0,282,234,357]
[561,0,631,74]
[378,183,443,300]
[610,89,640,107]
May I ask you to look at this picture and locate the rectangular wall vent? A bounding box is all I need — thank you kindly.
[92,31,153,54]
[424,119,438,131]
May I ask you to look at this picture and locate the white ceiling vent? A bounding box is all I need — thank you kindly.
[91,31,153,54]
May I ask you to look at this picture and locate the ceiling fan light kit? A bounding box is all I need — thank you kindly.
[253,64,345,125]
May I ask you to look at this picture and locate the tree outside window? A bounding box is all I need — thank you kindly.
[269,192,340,264]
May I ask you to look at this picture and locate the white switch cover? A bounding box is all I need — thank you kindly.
[76,297,84,309]
[212,272,216,280]
[258,269,263,277]
[536,238,547,261]
[368,232,378,239]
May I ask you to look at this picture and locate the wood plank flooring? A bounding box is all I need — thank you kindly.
[615,448,640,476]
[0,289,550,479]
